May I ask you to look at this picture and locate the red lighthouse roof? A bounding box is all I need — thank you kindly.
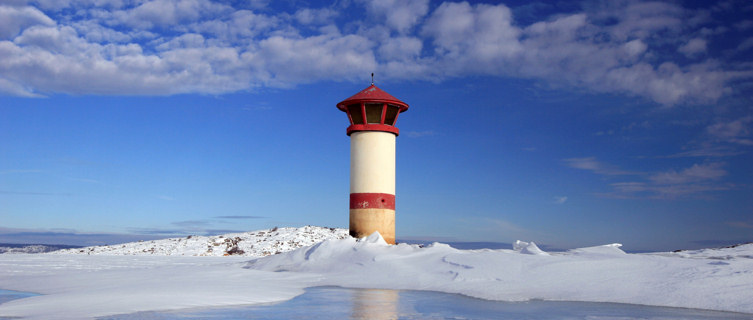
[337,84,409,113]
[337,83,410,136]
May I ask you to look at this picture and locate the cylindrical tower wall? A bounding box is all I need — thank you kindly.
[350,131,395,194]
[349,131,396,244]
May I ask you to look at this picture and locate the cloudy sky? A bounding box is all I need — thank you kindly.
[1,0,751,251]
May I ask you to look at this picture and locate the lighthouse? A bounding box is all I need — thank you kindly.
[337,82,409,245]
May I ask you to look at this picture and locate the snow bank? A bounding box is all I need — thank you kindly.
[51,226,349,257]
[1,229,752,319]
[248,232,753,314]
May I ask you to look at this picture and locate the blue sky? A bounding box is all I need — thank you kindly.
[1,0,751,251]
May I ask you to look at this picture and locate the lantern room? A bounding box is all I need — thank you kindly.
[337,84,409,136]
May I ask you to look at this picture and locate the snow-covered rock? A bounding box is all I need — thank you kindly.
[51,226,349,257]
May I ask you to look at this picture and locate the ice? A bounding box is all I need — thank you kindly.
[110,287,753,320]
[512,240,549,255]
[0,255,317,319]
[1,228,753,319]
[0,289,38,305]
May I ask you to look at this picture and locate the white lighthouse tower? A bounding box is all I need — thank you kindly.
[337,83,409,245]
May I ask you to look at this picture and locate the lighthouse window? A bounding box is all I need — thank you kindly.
[365,103,383,124]
[384,105,399,126]
[347,104,364,124]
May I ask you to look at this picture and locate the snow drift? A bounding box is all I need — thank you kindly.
[247,232,753,314]
[1,228,752,319]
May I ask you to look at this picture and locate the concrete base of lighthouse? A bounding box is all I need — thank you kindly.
[349,209,395,244]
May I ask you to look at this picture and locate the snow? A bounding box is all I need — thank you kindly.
[0,244,75,254]
[0,255,317,319]
[51,226,350,257]
[1,228,752,319]
[512,240,550,255]
[247,233,753,313]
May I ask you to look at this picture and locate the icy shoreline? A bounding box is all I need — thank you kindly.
[1,227,752,319]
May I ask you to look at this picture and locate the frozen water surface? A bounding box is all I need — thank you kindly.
[104,286,751,320]
[0,289,38,306]
[0,289,39,320]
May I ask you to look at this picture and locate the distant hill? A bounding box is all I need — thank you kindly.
[51,226,350,257]
[0,243,82,254]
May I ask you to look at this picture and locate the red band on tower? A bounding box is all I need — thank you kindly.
[346,124,400,136]
[350,193,396,210]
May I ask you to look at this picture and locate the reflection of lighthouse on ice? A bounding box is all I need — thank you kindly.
[337,83,409,245]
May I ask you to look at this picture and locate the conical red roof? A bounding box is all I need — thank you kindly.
[337,84,409,112]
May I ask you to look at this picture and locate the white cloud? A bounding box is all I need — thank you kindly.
[189,9,279,42]
[377,36,422,61]
[0,76,41,97]
[609,181,731,199]
[665,145,744,158]
[0,4,54,39]
[706,116,753,145]
[155,33,205,50]
[0,1,749,105]
[566,158,734,199]
[737,37,753,52]
[734,20,753,31]
[518,13,611,81]
[649,162,727,185]
[0,3,374,96]
[112,0,230,30]
[72,19,132,43]
[563,157,635,176]
[294,8,338,26]
[244,0,268,10]
[255,34,377,86]
[422,2,521,73]
[592,1,685,42]
[667,117,753,159]
[13,25,83,53]
[678,38,707,57]
[726,221,753,229]
[553,196,568,204]
[27,0,75,11]
[358,0,429,34]
[605,163,731,199]
[511,3,730,106]
[1,24,247,95]
[623,39,648,59]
